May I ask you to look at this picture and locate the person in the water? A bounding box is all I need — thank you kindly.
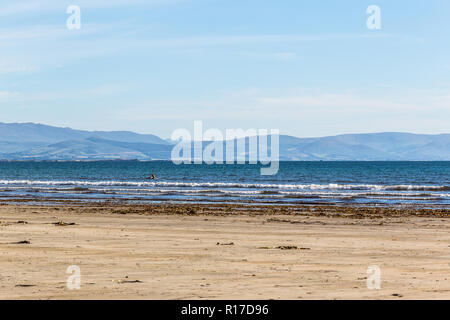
[147,174,156,180]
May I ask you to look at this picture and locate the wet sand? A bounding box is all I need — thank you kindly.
[0,203,449,299]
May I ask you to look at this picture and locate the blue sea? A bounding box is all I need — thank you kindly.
[0,161,448,207]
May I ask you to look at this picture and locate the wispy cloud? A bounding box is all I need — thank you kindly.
[0,22,119,42]
[0,91,19,99]
[0,61,36,74]
[111,87,450,122]
[135,33,391,48]
[0,21,393,76]
[0,0,186,17]
[0,85,130,103]
[257,94,427,112]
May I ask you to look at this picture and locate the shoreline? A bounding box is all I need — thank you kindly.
[0,203,449,299]
[1,201,449,217]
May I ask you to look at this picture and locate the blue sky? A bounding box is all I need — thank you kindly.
[0,0,449,138]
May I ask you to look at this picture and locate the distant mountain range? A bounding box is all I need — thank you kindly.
[0,122,449,161]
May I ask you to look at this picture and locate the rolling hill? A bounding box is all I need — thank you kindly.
[0,123,448,161]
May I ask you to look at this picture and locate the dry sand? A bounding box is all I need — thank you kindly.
[0,204,449,300]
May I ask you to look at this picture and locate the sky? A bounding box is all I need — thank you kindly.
[0,0,449,138]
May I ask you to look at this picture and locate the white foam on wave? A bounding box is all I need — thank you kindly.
[0,180,448,192]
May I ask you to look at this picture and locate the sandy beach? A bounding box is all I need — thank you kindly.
[0,203,449,300]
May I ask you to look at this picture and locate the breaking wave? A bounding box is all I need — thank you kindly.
[0,180,448,192]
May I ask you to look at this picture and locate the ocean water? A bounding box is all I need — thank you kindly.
[0,161,448,207]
